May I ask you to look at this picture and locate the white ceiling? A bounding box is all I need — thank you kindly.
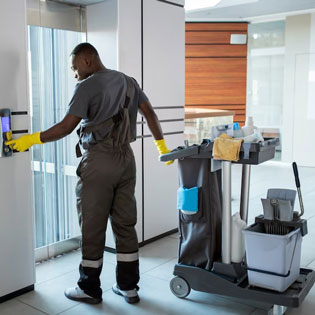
[186,0,315,21]
[48,0,315,21]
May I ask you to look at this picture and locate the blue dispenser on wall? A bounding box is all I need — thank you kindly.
[0,109,13,157]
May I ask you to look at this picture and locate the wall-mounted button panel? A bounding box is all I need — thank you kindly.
[0,108,12,157]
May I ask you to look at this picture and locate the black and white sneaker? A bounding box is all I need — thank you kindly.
[64,286,102,304]
[112,283,140,304]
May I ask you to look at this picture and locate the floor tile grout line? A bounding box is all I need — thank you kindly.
[216,293,262,313]
[55,303,82,315]
[16,299,51,315]
[35,254,177,288]
[140,272,170,284]
[35,251,81,266]
[142,273,173,283]
[35,256,117,286]
[140,257,177,275]
[48,274,270,315]
[35,273,76,286]
[35,268,79,286]
[306,257,315,268]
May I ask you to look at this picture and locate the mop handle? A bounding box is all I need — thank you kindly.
[292,162,300,188]
[292,162,304,217]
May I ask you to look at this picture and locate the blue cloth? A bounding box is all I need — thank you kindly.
[177,187,199,212]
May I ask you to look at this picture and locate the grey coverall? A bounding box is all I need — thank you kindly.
[67,69,147,299]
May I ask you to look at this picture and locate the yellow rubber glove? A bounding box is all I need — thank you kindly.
[154,139,174,166]
[5,132,43,152]
[5,131,12,141]
[5,131,13,149]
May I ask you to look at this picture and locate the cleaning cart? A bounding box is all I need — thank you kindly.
[160,138,315,315]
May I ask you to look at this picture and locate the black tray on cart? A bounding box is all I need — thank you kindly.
[160,137,279,165]
[173,264,315,308]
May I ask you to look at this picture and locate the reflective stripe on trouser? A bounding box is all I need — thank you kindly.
[76,140,139,298]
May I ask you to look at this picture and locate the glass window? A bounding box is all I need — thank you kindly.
[28,25,85,251]
[247,21,285,159]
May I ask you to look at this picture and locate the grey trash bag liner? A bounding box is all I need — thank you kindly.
[177,157,222,271]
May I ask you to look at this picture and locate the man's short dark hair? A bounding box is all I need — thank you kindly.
[71,43,99,57]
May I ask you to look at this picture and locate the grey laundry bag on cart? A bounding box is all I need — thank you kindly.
[177,157,222,271]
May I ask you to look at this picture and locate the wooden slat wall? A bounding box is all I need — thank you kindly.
[185,22,248,126]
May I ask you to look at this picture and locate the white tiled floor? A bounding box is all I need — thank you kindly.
[1,161,315,314]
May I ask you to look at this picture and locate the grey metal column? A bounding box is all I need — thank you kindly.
[222,161,232,264]
[240,164,251,223]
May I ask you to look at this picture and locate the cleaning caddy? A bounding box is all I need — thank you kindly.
[160,137,315,315]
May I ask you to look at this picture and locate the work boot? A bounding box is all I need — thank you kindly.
[64,286,102,304]
[112,283,140,304]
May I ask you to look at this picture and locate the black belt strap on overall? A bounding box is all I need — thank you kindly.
[75,76,133,158]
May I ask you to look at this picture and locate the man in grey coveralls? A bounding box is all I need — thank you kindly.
[7,43,173,304]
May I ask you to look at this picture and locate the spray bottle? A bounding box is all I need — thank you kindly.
[241,116,255,137]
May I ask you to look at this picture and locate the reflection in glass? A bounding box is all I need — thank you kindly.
[247,21,285,160]
[28,25,85,249]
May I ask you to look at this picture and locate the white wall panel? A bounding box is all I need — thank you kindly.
[282,14,311,163]
[143,134,181,240]
[0,155,34,296]
[117,0,142,84]
[142,0,184,240]
[153,107,185,120]
[10,114,29,132]
[0,0,35,299]
[144,121,184,135]
[292,53,315,166]
[143,0,185,107]
[86,0,118,70]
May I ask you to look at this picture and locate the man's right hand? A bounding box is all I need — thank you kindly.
[154,139,174,166]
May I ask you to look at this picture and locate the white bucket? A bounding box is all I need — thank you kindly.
[243,224,302,292]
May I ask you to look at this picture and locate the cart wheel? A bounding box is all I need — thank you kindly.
[170,276,191,298]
